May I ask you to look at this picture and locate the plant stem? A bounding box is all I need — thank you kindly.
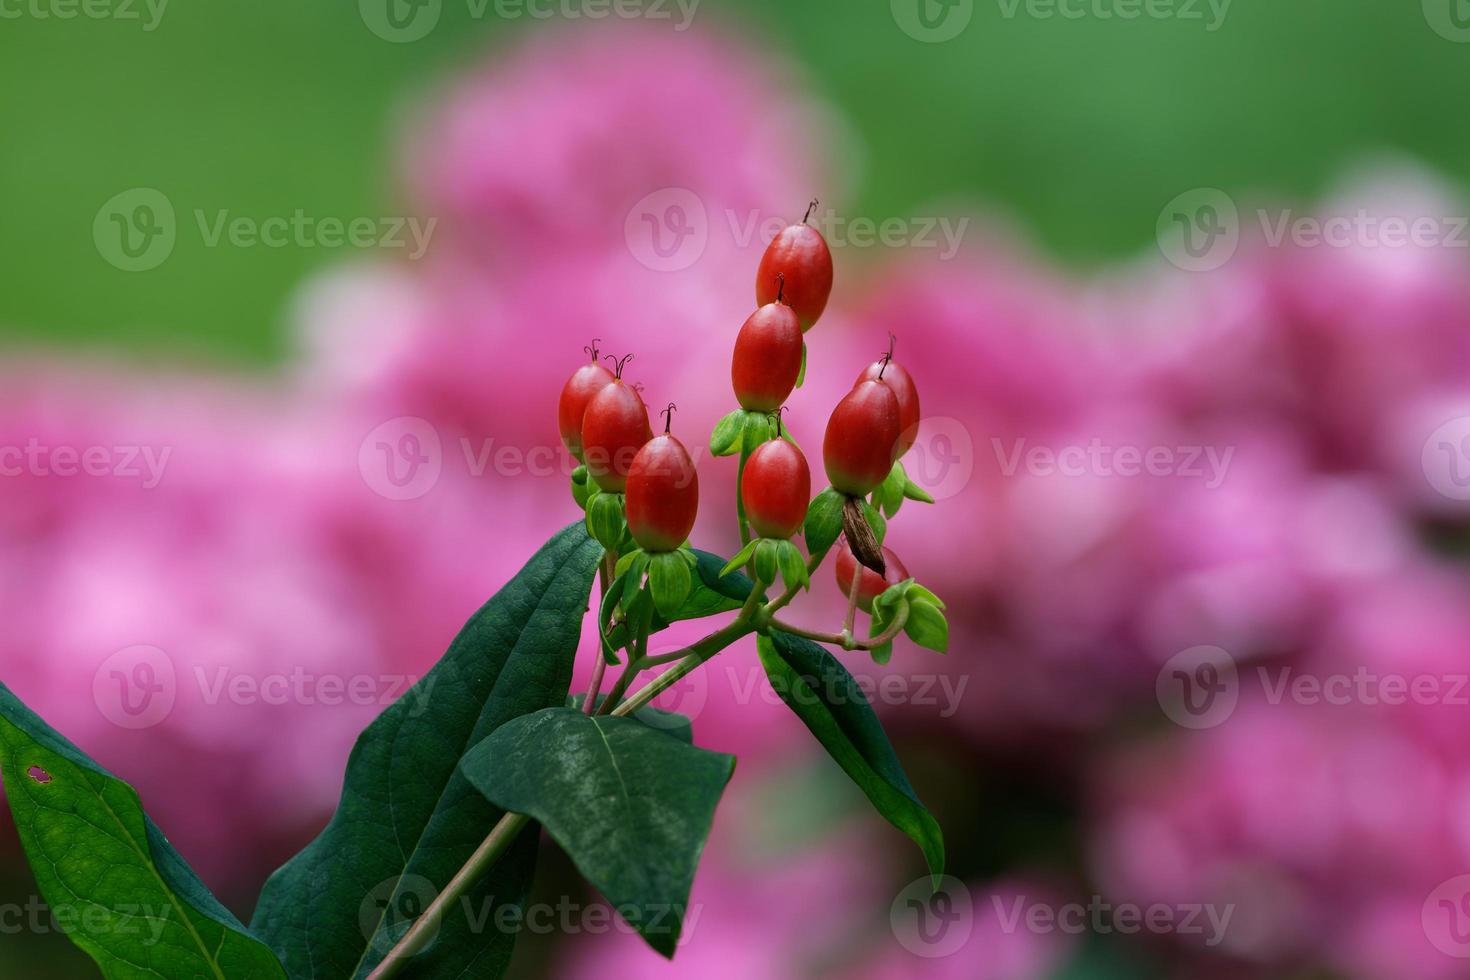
[364,811,531,980]
[582,555,615,714]
[843,567,862,637]
[766,602,908,651]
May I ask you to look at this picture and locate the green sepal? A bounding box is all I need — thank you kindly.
[598,573,629,665]
[648,551,695,619]
[803,486,845,558]
[795,340,807,388]
[587,492,627,551]
[710,409,745,457]
[775,538,810,593]
[571,465,593,510]
[904,598,949,653]
[720,538,761,579]
[616,548,650,583]
[742,411,772,453]
[862,498,887,546]
[902,470,935,504]
[876,461,908,518]
[753,538,781,586]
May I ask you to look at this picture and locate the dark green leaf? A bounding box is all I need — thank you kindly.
[756,632,944,883]
[606,550,753,650]
[804,487,845,557]
[462,708,735,958]
[569,696,693,743]
[0,686,287,979]
[252,523,603,979]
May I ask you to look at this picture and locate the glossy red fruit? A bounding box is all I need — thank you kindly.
[756,201,833,332]
[731,295,803,412]
[558,341,616,462]
[626,408,699,552]
[741,435,811,539]
[823,379,901,496]
[855,342,920,456]
[835,540,910,613]
[581,355,652,493]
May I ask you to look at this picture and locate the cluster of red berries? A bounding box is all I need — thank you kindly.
[556,200,943,654]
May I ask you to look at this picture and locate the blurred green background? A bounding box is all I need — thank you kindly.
[2,0,1467,367]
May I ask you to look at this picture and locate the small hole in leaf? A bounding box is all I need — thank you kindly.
[27,766,52,785]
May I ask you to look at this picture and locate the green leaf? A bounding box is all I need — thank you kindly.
[756,632,944,883]
[649,551,694,619]
[597,572,628,665]
[905,599,950,653]
[795,340,807,388]
[709,409,745,457]
[569,695,694,743]
[803,487,845,558]
[252,522,603,979]
[0,687,287,980]
[462,708,735,958]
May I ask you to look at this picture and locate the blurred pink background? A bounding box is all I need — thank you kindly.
[5,20,1470,980]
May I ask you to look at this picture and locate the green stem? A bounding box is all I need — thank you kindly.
[767,602,908,651]
[364,812,532,980]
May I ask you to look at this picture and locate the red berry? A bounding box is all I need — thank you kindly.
[835,541,910,613]
[558,342,616,462]
[625,414,699,552]
[581,355,651,493]
[756,201,833,332]
[855,348,920,456]
[731,300,803,412]
[741,436,811,539]
[823,379,901,496]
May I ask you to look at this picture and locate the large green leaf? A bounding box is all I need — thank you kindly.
[757,631,944,882]
[0,685,286,979]
[461,707,735,958]
[251,522,603,979]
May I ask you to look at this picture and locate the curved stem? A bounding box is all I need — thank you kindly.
[364,812,531,980]
[767,601,908,651]
[842,567,863,637]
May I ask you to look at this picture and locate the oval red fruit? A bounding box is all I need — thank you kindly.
[756,212,833,332]
[731,302,803,412]
[835,541,910,613]
[625,434,700,552]
[855,358,920,456]
[741,437,811,540]
[823,379,901,496]
[558,359,616,462]
[582,381,652,493]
